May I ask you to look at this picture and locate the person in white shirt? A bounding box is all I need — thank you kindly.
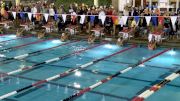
[31,4,37,15]
[49,5,55,17]
[31,4,37,25]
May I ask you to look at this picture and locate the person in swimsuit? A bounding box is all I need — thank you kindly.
[148,36,157,50]
[88,34,96,44]
[117,37,124,46]
[16,28,25,37]
[60,33,69,42]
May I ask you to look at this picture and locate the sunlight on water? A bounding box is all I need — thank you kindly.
[104,44,119,50]
[75,71,82,77]
[73,82,81,88]
[51,40,62,44]
[0,54,6,58]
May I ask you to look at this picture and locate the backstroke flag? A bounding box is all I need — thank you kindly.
[145,16,151,26]
[44,13,49,22]
[28,13,32,21]
[101,15,106,24]
[80,15,86,24]
[122,16,128,25]
[171,16,177,31]
[62,14,67,23]
[12,12,16,19]
[134,16,140,24]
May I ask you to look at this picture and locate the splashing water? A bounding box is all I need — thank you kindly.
[71,45,86,56]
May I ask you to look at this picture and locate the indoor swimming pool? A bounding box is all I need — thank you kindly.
[0,34,180,101]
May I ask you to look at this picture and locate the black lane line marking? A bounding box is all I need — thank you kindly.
[2,74,129,100]
[4,98,18,101]
[22,60,180,88]
[15,84,46,98]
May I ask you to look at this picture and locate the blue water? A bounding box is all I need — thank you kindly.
[0,35,180,101]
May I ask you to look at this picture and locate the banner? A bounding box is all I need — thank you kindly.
[118,17,124,27]
[171,16,177,31]
[28,13,32,21]
[62,14,67,23]
[101,15,106,25]
[90,16,95,23]
[122,16,128,25]
[145,16,151,26]
[44,13,49,22]
[12,12,16,19]
[20,12,25,19]
[112,16,119,25]
[158,16,164,25]
[80,15,86,24]
[134,16,140,24]
[54,14,58,21]
[151,16,158,26]
[71,12,77,23]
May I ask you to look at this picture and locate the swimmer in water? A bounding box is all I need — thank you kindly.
[117,37,125,46]
[60,33,69,42]
[16,28,25,37]
[38,30,45,39]
[148,40,157,50]
[88,34,96,44]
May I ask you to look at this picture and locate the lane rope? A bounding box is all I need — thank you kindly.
[0,35,32,44]
[0,38,53,53]
[0,40,80,63]
[132,70,180,101]
[0,42,107,79]
[0,44,136,100]
[61,48,171,101]
[0,72,128,100]
[0,34,6,36]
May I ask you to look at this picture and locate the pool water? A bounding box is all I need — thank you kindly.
[0,34,180,101]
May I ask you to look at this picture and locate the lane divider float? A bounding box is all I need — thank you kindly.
[0,34,6,36]
[61,48,171,101]
[132,69,180,101]
[0,35,32,44]
[0,38,53,53]
[0,42,107,79]
[0,44,137,100]
[0,40,80,62]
